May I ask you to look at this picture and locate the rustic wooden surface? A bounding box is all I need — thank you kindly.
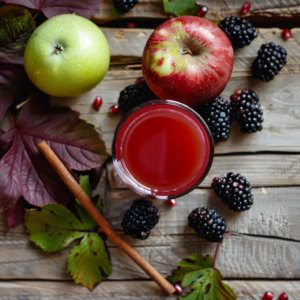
[92,0,300,23]
[1,1,300,299]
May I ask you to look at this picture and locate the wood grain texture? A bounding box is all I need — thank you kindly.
[50,28,300,154]
[0,280,300,299]
[103,186,300,240]
[103,153,300,188]
[92,0,300,22]
[0,227,300,280]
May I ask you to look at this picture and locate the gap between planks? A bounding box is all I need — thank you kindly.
[0,280,300,299]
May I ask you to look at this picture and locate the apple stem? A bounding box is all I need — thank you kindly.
[182,48,194,56]
[52,44,63,55]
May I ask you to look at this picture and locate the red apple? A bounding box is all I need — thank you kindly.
[142,16,234,108]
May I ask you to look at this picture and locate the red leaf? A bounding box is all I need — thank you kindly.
[2,0,104,19]
[5,197,26,233]
[0,91,110,211]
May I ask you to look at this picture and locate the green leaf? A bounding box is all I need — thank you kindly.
[75,175,102,230]
[111,5,119,17]
[163,0,199,17]
[0,5,35,54]
[68,233,111,290]
[168,254,237,300]
[24,204,85,252]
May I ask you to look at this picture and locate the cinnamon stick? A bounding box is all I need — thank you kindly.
[38,141,175,295]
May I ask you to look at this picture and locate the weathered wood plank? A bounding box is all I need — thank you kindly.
[103,153,300,188]
[92,0,300,23]
[103,186,300,240]
[0,232,299,279]
[0,280,300,300]
[49,28,300,154]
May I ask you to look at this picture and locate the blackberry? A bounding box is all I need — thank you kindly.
[219,16,257,48]
[212,173,253,212]
[252,42,287,82]
[188,207,227,242]
[113,0,138,13]
[196,97,232,143]
[230,89,263,134]
[118,82,157,113]
[121,199,160,240]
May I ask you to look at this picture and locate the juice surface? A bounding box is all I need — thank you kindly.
[116,103,211,196]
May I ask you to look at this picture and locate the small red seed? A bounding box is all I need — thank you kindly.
[230,94,238,101]
[135,77,145,85]
[109,104,121,114]
[92,96,102,111]
[263,291,274,300]
[197,6,208,17]
[241,2,250,14]
[167,199,176,207]
[282,29,291,40]
[278,292,288,300]
[127,22,136,28]
[174,284,182,294]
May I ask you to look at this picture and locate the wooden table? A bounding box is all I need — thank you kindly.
[1,1,300,299]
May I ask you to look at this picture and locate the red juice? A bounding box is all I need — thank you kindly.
[112,100,214,199]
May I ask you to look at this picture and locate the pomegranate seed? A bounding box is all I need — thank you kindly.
[282,29,291,40]
[174,284,182,294]
[127,22,136,28]
[230,94,238,101]
[235,89,243,95]
[241,2,250,14]
[135,77,144,85]
[109,104,121,114]
[278,292,288,300]
[263,292,274,300]
[92,96,102,111]
[197,6,208,17]
[167,199,176,207]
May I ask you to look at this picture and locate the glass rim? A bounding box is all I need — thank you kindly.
[112,99,214,200]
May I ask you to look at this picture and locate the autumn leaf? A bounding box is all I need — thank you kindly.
[1,0,104,19]
[5,197,26,233]
[68,232,111,290]
[167,254,237,300]
[24,175,111,290]
[163,0,199,17]
[0,5,36,54]
[0,92,110,211]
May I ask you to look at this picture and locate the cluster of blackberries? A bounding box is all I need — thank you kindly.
[121,199,160,240]
[113,0,138,13]
[219,16,258,48]
[252,42,287,82]
[118,81,157,113]
[195,97,232,143]
[212,173,253,212]
[230,89,263,134]
[188,207,227,243]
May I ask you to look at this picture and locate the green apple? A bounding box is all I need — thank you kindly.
[24,14,110,97]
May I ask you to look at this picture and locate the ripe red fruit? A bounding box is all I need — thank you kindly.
[135,77,145,85]
[278,292,288,300]
[197,6,208,17]
[167,199,176,206]
[142,16,234,108]
[92,96,102,111]
[241,2,251,14]
[109,104,121,114]
[174,284,182,294]
[282,29,291,40]
[128,22,136,28]
[263,291,274,300]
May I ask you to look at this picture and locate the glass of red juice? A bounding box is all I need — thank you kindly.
[112,100,214,200]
